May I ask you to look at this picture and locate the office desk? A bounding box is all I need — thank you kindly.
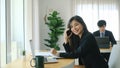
[100,47,112,53]
[3,47,112,68]
[3,55,74,68]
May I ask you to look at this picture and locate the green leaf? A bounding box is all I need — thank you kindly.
[52,11,59,17]
[44,39,52,44]
[44,44,50,47]
[47,16,54,20]
[54,46,60,50]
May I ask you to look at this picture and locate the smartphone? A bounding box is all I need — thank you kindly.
[66,29,72,36]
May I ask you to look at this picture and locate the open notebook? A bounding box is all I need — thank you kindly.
[29,40,58,63]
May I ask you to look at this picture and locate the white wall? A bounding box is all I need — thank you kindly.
[32,0,41,51]
[24,0,32,53]
[118,0,120,42]
[39,0,73,50]
[11,0,24,58]
[25,0,73,52]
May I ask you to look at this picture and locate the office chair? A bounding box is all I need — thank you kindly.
[108,44,120,68]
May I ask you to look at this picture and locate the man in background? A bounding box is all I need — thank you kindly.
[93,20,117,62]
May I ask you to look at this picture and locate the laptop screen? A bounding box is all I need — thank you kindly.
[95,36,110,48]
[30,40,35,58]
[29,40,58,63]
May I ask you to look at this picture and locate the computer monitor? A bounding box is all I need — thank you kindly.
[95,36,110,48]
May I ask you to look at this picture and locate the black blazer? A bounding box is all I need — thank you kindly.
[59,32,108,68]
[93,30,117,45]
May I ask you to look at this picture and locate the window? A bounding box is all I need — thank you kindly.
[0,0,25,67]
[0,0,6,67]
[11,0,25,61]
[74,0,119,41]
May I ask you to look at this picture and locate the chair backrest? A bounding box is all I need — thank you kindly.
[108,45,120,68]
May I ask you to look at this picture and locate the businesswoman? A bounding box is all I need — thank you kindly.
[51,15,108,68]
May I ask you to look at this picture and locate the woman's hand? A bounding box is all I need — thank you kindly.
[64,29,72,44]
[51,48,58,56]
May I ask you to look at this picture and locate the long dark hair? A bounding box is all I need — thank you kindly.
[67,15,89,50]
[67,15,88,32]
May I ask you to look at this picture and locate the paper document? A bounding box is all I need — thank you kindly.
[35,51,65,58]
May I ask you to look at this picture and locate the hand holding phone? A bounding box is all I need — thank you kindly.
[64,29,72,44]
[66,29,72,36]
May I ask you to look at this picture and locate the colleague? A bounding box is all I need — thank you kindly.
[93,20,117,46]
[51,15,108,68]
[93,20,117,62]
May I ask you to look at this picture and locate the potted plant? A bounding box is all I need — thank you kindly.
[44,10,65,50]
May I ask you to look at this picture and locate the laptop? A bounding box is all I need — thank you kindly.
[29,40,58,63]
[95,37,110,48]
